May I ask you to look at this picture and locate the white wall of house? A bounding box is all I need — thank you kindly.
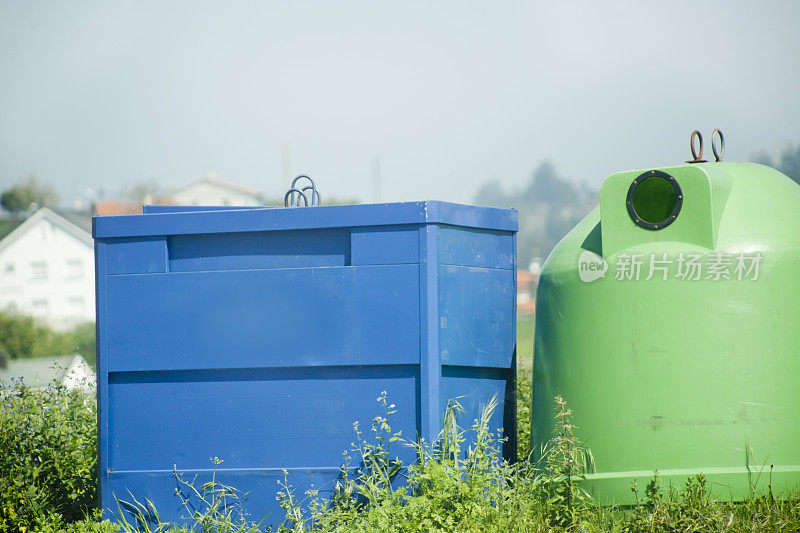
[0,209,95,329]
[170,174,262,206]
[62,355,96,392]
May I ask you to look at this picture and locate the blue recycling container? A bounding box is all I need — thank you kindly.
[93,201,517,528]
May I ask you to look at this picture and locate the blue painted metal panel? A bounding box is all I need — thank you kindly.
[94,201,517,529]
[438,225,514,269]
[418,224,441,445]
[428,201,518,233]
[104,237,167,274]
[168,228,350,272]
[440,365,516,457]
[351,225,419,265]
[438,265,515,369]
[106,266,420,371]
[107,366,419,471]
[94,239,112,513]
[94,201,517,238]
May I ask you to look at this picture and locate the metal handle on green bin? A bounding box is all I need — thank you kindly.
[712,129,725,162]
[687,130,707,163]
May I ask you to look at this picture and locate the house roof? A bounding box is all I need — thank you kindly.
[172,171,262,198]
[49,207,93,233]
[0,207,93,255]
[0,355,89,388]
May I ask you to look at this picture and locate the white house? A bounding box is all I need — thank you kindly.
[0,207,94,329]
[0,354,96,393]
[170,170,264,206]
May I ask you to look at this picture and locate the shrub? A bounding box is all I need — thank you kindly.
[31,510,117,533]
[0,312,96,367]
[0,376,97,532]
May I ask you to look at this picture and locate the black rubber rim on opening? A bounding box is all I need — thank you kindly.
[625,170,683,231]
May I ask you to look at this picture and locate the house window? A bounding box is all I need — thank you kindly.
[68,297,85,313]
[66,259,83,278]
[30,261,47,280]
[4,263,13,273]
[32,299,48,313]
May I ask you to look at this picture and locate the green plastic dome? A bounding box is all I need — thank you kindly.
[532,161,800,502]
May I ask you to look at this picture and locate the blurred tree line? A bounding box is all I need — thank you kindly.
[752,144,800,185]
[473,162,597,268]
[475,147,800,269]
[0,313,96,367]
[0,175,58,214]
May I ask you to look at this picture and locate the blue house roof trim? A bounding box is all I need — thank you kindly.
[92,201,518,239]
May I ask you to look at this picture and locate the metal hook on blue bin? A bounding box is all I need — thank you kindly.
[283,188,308,207]
[284,175,321,207]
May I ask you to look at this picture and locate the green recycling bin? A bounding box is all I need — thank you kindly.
[532,160,800,503]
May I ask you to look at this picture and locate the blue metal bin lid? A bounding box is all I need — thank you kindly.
[92,201,517,239]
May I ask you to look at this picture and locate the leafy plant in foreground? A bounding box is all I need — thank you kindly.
[515,373,532,461]
[0,376,97,532]
[278,393,519,532]
[278,391,405,531]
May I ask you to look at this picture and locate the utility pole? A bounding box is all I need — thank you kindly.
[372,154,382,203]
[282,142,292,183]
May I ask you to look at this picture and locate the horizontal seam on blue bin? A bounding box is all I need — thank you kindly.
[107,466,345,474]
[105,263,424,276]
[106,364,422,383]
[438,262,515,271]
[108,363,421,372]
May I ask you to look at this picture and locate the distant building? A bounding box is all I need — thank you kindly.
[0,354,95,392]
[93,199,144,216]
[517,269,538,315]
[170,170,264,206]
[91,171,265,216]
[0,207,94,328]
[93,197,174,216]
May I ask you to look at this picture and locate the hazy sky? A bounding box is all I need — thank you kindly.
[1,1,799,206]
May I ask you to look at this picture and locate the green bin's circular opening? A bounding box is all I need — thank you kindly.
[626,170,682,230]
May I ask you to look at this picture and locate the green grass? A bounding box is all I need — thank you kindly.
[517,313,534,373]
